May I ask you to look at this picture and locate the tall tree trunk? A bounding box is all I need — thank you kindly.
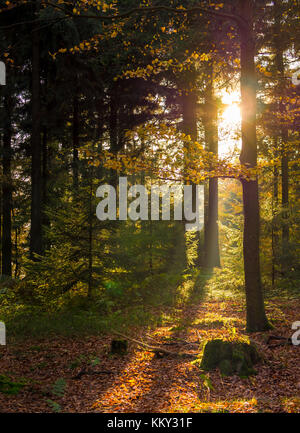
[273,0,289,265]
[14,227,19,279]
[73,91,79,193]
[281,150,289,253]
[271,138,279,288]
[2,90,12,276]
[42,126,51,251]
[238,0,270,331]
[181,87,200,267]
[203,69,220,268]
[30,4,43,258]
[109,89,118,188]
[87,168,93,299]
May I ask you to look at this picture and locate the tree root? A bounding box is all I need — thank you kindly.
[266,335,294,348]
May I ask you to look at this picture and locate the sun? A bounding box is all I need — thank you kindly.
[221,90,241,125]
[222,103,241,125]
[218,89,242,157]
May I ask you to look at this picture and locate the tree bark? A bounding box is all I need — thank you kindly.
[2,90,12,276]
[73,91,79,193]
[30,4,43,258]
[203,69,220,268]
[181,87,201,266]
[238,0,270,331]
[271,138,279,288]
[273,0,289,264]
[109,88,119,188]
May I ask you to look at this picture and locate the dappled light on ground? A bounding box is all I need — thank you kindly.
[0,278,299,413]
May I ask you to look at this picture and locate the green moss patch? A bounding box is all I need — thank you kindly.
[0,374,27,395]
[192,316,243,330]
[200,339,260,378]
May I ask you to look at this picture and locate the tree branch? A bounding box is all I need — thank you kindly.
[42,1,246,28]
[112,329,197,359]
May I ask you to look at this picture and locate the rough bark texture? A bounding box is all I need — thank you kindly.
[30,7,43,258]
[238,0,270,332]
[2,90,12,276]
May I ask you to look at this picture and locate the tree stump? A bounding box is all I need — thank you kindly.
[110,339,128,356]
[200,339,261,377]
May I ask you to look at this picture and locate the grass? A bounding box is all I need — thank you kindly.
[0,271,188,340]
[1,266,298,341]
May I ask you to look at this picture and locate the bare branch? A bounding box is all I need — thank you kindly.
[42,1,246,28]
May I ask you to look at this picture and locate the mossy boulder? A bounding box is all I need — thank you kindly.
[200,339,260,377]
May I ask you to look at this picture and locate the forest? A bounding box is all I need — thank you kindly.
[0,0,299,415]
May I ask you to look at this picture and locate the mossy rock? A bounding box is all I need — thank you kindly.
[200,339,260,378]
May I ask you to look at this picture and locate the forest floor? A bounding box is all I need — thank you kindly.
[0,291,299,413]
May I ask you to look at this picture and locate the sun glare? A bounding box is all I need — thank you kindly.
[222,103,241,124]
[221,90,241,125]
[218,89,242,157]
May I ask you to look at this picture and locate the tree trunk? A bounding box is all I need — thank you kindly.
[73,91,79,193]
[281,151,289,253]
[2,90,12,276]
[238,0,270,332]
[273,0,289,265]
[109,89,119,188]
[203,69,220,268]
[87,169,93,299]
[181,88,201,267]
[42,126,50,251]
[271,138,279,288]
[30,5,43,258]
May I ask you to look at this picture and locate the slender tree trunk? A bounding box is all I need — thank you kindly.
[87,169,93,299]
[0,193,2,271]
[281,150,289,252]
[42,126,51,251]
[109,89,119,188]
[273,0,289,265]
[271,138,279,288]
[181,88,201,266]
[73,91,79,193]
[238,0,270,331]
[2,91,12,276]
[14,226,19,279]
[30,5,43,258]
[203,69,220,268]
[96,107,104,180]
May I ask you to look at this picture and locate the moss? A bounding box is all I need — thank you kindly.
[219,359,233,376]
[0,374,26,395]
[200,339,260,378]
